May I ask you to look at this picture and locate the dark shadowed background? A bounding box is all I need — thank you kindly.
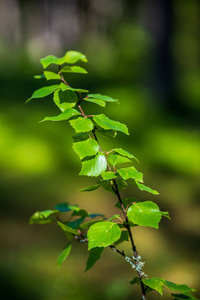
[0,0,199,299]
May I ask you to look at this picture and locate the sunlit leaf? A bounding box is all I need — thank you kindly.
[79,153,107,177]
[117,167,143,182]
[84,97,106,107]
[87,93,118,102]
[80,219,105,230]
[112,148,139,162]
[60,82,88,93]
[26,85,60,103]
[69,117,94,133]
[60,66,88,74]
[57,244,72,267]
[73,139,99,159]
[79,184,100,192]
[87,221,121,249]
[101,171,117,180]
[165,281,196,293]
[44,71,61,80]
[108,154,131,166]
[40,51,87,68]
[29,210,60,224]
[143,277,165,296]
[40,108,80,122]
[85,247,104,272]
[93,114,129,135]
[127,201,162,229]
[135,181,159,195]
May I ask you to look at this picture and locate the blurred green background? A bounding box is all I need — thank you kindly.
[0,0,199,299]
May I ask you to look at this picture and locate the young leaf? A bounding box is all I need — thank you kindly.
[53,89,78,111]
[165,281,196,293]
[142,277,165,296]
[101,171,117,180]
[40,51,87,68]
[108,154,131,166]
[87,221,121,249]
[64,51,88,64]
[117,166,143,182]
[44,71,61,80]
[69,117,94,133]
[40,108,80,122]
[26,85,60,103]
[60,66,88,74]
[135,181,159,195]
[60,82,88,93]
[57,221,79,235]
[80,219,105,230]
[161,211,171,220]
[29,210,59,224]
[57,244,72,267]
[73,139,99,159]
[127,201,162,229]
[84,97,106,107]
[79,153,107,177]
[87,94,118,102]
[112,148,139,163]
[79,184,100,192]
[85,247,104,272]
[93,114,129,135]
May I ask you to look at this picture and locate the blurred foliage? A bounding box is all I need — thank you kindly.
[0,0,200,299]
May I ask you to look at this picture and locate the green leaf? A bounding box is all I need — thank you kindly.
[114,231,129,245]
[87,221,121,249]
[29,210,60,224]
[64,51,88,64]
[69,117,94,133]
[117,167,143,182]
[34,75,45,79]
[115,198,137,210]
[40,108,80,122]
[143,278,165,296]
[89,213,105,218]
[172,293,199,300]
[44,71,61,80]
[57,244,72,267]
[80,219,105,230]
[73,139,99,160]
[107,214,121,222]
[101,171,117,180]
[87,94,118,102]
[85,247,104,272]
[93,114,129,135]
[60,66,88,74]
[57,221,79,235]
[84,97,106,107]
[67,217,86,229]
[79,184,100,192]
[98,180,115,194]
[96,129,117,139]
[53,89,77,111]
[165,281,196,293]
[40,51,87,68]
[26,85,60,103]
[55,203,79,213]
[161,211,171,220]
[112,148,139,163]
[127,201,162,229]
[108,154,131,166]
[135,181,159,195]
[72,133,90,142]
[115,178,128,191]
[60,82,88,93]
[130,277,140,285]
[79,153,107,177]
